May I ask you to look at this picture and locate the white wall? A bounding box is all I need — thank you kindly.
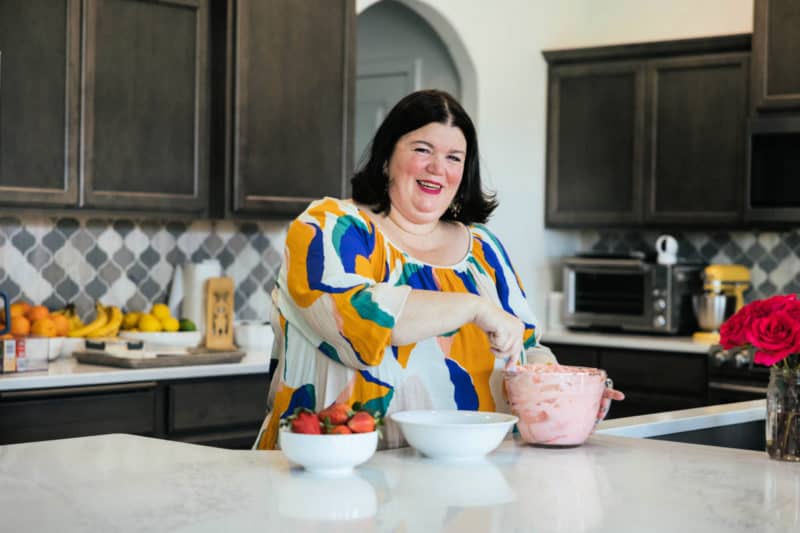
[356,0,754,327]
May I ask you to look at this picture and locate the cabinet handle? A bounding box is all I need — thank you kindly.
[708,381,768,395]
[0,381,158,399]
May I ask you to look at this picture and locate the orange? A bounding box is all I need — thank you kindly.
[26,305,50,322]
[31,317,57,337]
[10,315,31,337]
[0,332,13,341]
[50,314,70,337]
[0,301,29,323]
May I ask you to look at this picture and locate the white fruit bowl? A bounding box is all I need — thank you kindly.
[119,331,202,347]
[278,428,378,476]
[389,410,517,460]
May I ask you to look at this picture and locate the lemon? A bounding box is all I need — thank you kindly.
[122,312,140,330]
[151,303,171,321]
[161,316,180,332]
[138,314,162,332]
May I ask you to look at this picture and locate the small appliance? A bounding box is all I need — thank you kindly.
[563,253,703,335]
[691,264,751,344]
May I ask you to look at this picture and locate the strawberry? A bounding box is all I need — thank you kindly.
[327,424,353,435]
[290,410,322,434]
[318,402,353,425]
[347,411,376,433]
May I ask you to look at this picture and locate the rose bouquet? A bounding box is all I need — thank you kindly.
[719,294,800,369]
[720,293,800,460]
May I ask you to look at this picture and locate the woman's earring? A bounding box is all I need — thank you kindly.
[382,161,389,176]
[449,200,461,217]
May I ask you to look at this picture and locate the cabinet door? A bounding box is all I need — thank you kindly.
[82,0,209,213]
[546,61,645,227]
[229,0,354,217]
[752,0,800,110]
[545,343,599,368]
[644,53,749,225]
[600,348,707,396]
[0,0,80,207]
[0,382,161,445]
[167,373,270,449]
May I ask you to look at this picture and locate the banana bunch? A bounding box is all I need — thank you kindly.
[52,304,85,333]
[68,303,123,338]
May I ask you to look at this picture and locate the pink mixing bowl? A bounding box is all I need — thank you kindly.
[504,364,608,447]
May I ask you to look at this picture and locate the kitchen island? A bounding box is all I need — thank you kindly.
[1,421,797,532]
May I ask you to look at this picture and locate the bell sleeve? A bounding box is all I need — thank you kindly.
[275,199,411,370]
[472,224,557,365]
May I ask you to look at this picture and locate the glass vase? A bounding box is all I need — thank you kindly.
[766,365,800,461]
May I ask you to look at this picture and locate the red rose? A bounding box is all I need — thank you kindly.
[719,309,749,349]
[746,310,800,366]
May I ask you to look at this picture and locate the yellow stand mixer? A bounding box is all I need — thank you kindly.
[692,264,751,344]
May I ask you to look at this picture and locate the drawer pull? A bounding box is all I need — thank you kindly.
[1,381,158,399]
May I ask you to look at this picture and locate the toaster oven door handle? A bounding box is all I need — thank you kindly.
[708,381,768,395]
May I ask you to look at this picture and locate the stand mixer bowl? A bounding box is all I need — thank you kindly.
[692,293,736,331]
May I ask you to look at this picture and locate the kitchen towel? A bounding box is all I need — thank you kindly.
[182,259,222,334]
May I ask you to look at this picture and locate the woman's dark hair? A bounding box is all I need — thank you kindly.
[351,89,497,225]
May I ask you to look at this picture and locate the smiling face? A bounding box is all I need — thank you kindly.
[386,121,467,227]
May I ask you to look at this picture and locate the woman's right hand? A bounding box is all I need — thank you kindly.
[473,300,525,367]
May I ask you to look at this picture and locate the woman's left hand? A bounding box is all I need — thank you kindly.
[597,387,625,422]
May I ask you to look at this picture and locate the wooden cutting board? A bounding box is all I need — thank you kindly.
[205,276,236,351]
[74,348,245,369]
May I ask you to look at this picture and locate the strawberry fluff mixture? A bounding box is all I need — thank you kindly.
[504,364,607,446]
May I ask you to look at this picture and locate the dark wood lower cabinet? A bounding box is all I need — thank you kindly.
[547,342,708,419]
[0,373,271,449]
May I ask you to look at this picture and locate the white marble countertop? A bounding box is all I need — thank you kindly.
[2,428,798,532]
[542,329,711,354]
[0,351,272,392]
[596,399,766,438]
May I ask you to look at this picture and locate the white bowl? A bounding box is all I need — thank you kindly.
[234,322,274,351]
[278,428,378,476]
[389,410,517,460]
[119,330,202,347]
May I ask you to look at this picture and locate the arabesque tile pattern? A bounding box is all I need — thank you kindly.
[0,216,287,322]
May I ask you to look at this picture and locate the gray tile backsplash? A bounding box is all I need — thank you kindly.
[578,229,800,302]
[0,216,288,322]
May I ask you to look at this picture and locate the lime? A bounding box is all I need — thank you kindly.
[178,318,197,332]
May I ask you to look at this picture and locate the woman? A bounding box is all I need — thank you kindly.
[256,90,621,449]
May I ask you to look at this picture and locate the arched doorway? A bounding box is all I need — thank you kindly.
[354,0,475,166]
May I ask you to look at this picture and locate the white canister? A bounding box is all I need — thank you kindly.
[182,259,222,334]
[547,291,565,331]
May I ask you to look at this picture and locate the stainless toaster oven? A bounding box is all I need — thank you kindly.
[563,255,703,335]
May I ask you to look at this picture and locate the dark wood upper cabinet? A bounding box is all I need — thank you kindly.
[644,53,749,225]
[546,61,645,226]
[82,0,209,213]
[752,0,800,111]
[211,0,355,218]
[0,0,80,208]
[544,35,751,229]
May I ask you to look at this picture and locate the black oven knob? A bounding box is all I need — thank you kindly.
[653,315,666,328]
[711,350,731,367]
[733,351,751,369]
[653,298,667,311]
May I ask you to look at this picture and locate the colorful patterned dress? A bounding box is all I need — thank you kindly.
[256,197,553,449]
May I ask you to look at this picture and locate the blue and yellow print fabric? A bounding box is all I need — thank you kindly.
[257,197,541,449]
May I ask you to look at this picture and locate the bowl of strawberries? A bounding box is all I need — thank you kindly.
[278,402,381,476]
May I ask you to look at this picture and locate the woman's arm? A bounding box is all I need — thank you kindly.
[391,289,525,365]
